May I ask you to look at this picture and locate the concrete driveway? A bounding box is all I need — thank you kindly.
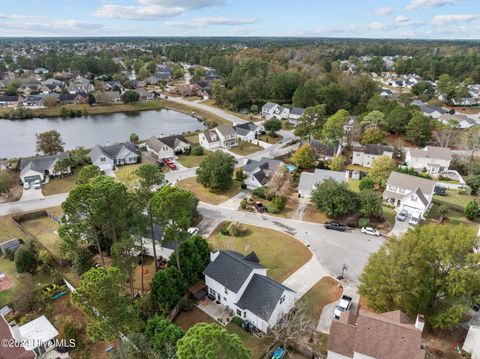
[389,211,411,237]
[19,188,44,202]
[282,256,328,297]
[317,285,360,334]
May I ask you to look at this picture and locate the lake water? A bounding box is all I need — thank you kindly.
[0,109,206,158]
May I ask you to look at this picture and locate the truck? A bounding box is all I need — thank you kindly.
[324,221,347,231]
[334,295,353,319]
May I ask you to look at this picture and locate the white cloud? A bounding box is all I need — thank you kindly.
[166,16,256,28]
[368,22,388,30]
[406,0,462,10]
[94,0,224,20]
[0,14,46,20]
[395,15,410,23]
[374,7,394,16]
[432,14,478,25]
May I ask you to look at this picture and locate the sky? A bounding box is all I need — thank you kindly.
[0,0,479,39]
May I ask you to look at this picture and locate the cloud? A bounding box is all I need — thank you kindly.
[395,15,410,23]
[374,7,394,16]
[166,16,257,28]
[0,14,46,20]
[368,22,388,30]
[94,0,224,20]
[432,14,478,25]
[406,0,462,10]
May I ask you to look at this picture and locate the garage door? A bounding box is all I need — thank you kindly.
[23,175,41,184]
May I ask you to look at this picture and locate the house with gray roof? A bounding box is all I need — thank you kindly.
[234,122,263,142]
[405,146,451,175]
[199,125,238,150]
[89,142,139,171]
[288,107,305,123]
[261,102,288,120]
[19,153,71,184]
[412,100,447,119]
[204,250,296,333]
[243,157,284,189]
[298,168,348,198]
[351,144,394,168]
[146,134,191,159]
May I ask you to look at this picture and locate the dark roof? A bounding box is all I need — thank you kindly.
[0,315,36,359]
[100,142,137,158]
[309,140,337,157]
[158,134,189,149]
[253,170,268,185]
[59,93,84,101]
[353,144,393,155]
[243,157,282,174]
[236,274,294,321]
[290,107,305,116]
[0,238,21,252]
[0,96,21,102]
[234,122,260,136]
[203,250,265,293]
[19,153,68,172]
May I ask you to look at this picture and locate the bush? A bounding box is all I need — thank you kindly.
[240,183,247,189]
[358,218,370,227]
[191,146,204,156]
[252,187,267,199]
[235,168,245,181]
[359,177,374,191]
[464,200,479,220]
[15,240,38,274]
[267,197,285,214]
[227,222,248,237]
[220,223,231,235]
[232,316,244,327]
[240,198,248,209]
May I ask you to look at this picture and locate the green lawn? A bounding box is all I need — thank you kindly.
[42,164,86,196]
[21,216,61,258]
[426,190,480,229]
[176,177,242,205]
[433,190,478,210]
[208,222,312,282]
[184,132,201,145]
[299,277,342,322]
[349,179,361,193]
[229,140,263,156]
[0,216,24,243]
[177,150,212,168]
[346,164,370,173]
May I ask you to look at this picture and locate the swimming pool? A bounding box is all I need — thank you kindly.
[285,164,297,173]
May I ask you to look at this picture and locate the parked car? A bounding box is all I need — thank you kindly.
[187,227,200,235]
[434,186,446,196]
[334,295,353,319]
[253,201,266,213]
[23,182,30,190]
[324,221,347,231]
[361,227,380,236]
[33,179,42,189]
[162,158,177,170]
[396,209,408,222]
[156,159,165,167]
[409,214,420,226]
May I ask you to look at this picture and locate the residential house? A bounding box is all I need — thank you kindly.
[199,125,238,150]
[261,102,288,120]
[134,88,154,102]
[463,312,480,359]
[204,250,296,333]
[0,238,22,256]
[234,122,263,142]
[89,142,139,171]
[24,95,46,108]
[67,79,94,94]
[130,79,146,88]
[19,153,71,184]
[105,81,124,92]
[18,83,42,95]
[145,76,162,85]
[41,83,63,94]
[405,146,451,175]
[380,88,394,97]
[298,169,348,198]
[138,223,177,260]
[59,93,86,105]
[412,100,447,119]
[156,64,172,80]
[309,140,339,162]
[146,134,191,159]
[351,144,394,168]
[0,95,24,107]
[34,67,49,75]
[439,113,478,129]
[243,157,284,189]
[383,172,436,217]
[288,107,305,123]
[41,78,63,87]
[327,310,425,359]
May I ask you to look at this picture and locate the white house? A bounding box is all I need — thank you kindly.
[243,157,284,189]
[233,122,263,142]
[203,250,296,333]
[327,310,425,359]
[463,312,480,359]
[412,100,447,119]
[439,113,478,129]
[288,107,305,123]
[199,125,238,150]
[19,153,71,184]
[89,142,139,171]
[405,146,452,175]
[146,135,191,159]
[261,102,288,120]
[383,172,436,217]
[351,144,394,168]
[298,169,348,198]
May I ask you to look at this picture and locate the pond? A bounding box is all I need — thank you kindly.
[0,109,206,158]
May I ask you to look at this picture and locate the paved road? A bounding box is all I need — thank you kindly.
[197,202,383,286]
[0,193,68,216]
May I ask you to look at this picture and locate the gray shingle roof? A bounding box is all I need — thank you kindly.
[203,250,265,293]
[290,107,305,116]
[299,169,346,193]
[353,144,393,155]
[89,142,137,162]
[234,122,260,137]
[216,125,236,137]
[387,172,435,194]
[19,153,68,172]
[243,157,282,174]
[237,274,294,321]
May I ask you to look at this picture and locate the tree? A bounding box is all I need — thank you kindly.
[369,155,396,188]
[191,145,204,156]
[291,143,316,169]
[150,267,187,314]
[405,113,432,147]
[53,158,72,178]
[75,165,103,185]
[250,104,258,114]
[73,267,142,359]
[129,133,139,143]
[36,130,65,155]
[294,104,327,140]
[361,110,387,130]
[358,190,383,218]
[121,90,140,103]
[311,179,358,218]
[436,74,456,103]
[359,176,374,191]
[461,127,480,162]
[12,274,41,314]
[455,78,474,104]
[322,109,349,146]
[464,200,478,220]
[433,121,459,148]
[412,81,435,96]
[15,240,38,273]
[5,81,19,96]
[145,316,184,357]
[361,128,386,145]
[196,151,236,191]
[386,106,412,134]
[359,224,480,329]
[263,118,282,136]
[0,170,13,196]
[329,154,347,171]
[176,323,250,359]
[467,175,480,195]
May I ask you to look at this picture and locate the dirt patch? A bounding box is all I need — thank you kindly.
[424,326,468,359]
[0,172,22,204]
[0,273,14,292]
[174,305,215,331]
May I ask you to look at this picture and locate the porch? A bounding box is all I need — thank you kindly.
[196,297,234,327]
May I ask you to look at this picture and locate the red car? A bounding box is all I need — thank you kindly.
[162,158,177,170]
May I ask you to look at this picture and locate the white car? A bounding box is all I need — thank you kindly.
[33,179,42,189]
[23,182,30,190]
[187,227,200,235]
[361,227,380,236]
[409,215,420,226]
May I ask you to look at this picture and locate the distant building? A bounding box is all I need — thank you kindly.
[298,169,348,198]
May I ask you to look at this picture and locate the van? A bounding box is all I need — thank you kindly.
[33,179,42,189]
[409,214,420,225]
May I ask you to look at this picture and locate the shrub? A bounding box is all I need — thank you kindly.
[232,316,244,327]
[252,186,267,199]
[191,146,204,156]
[235,168,245,181]
[240,198,248,209]
[464,200,479,220]
[267,197,285,214]
[240,183,247,189]
[15,240,38,274]
[220,223,231,235]
[359,177,374,191]
[227,222,248,237]
[358,218,370,227]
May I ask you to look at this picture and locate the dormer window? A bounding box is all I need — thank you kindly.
[280,295,285,304]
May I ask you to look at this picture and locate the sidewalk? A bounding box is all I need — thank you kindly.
[282,256,328,298]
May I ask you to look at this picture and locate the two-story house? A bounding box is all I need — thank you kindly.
[89,142,139,171]
[298,168,348,198]
[146,134,191,159]
[404,146,452,175]
[204,250,296,333]
[351,144,394,168]
[233,122,263,142]
[261,102,288,120]
[199,125,238,150]
[383,172,436,217]
[243,157,284,189]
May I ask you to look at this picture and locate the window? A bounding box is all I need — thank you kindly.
[209,288,217,296]
[279,295,285,304]
[243,311,246,318]
[223,297,227,301]
[399,188,405,194]
[224,287,228,295]
[237,309,241,316]
[411,196,417,202]
[388,185,397,191]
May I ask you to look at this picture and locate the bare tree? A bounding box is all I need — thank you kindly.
[433,122,460,148]
[460,127,480,162]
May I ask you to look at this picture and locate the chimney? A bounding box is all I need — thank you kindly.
[210,250,219,262]
[415,314,425,332]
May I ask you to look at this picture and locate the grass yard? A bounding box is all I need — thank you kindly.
[303,204,330,224]
[346,164,370,173]
[433,190,478,209]
[349,179,361,193]
[257,134,283,144]
[377,206,397,234]
[174,305,215,330]
[299,277,342,322]
[208,222,312,282]
[176,177,242,205]
[0,215,24,243]
[177,150,212,168]
[426,190,480,228]
[22,216,61,258]
[115,163,141,190]
[160,99,230,127]
[184,131,201,145]
[229,140,263,156]
[42,165,86,196]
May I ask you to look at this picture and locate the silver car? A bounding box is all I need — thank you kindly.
[396,209,408,221]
